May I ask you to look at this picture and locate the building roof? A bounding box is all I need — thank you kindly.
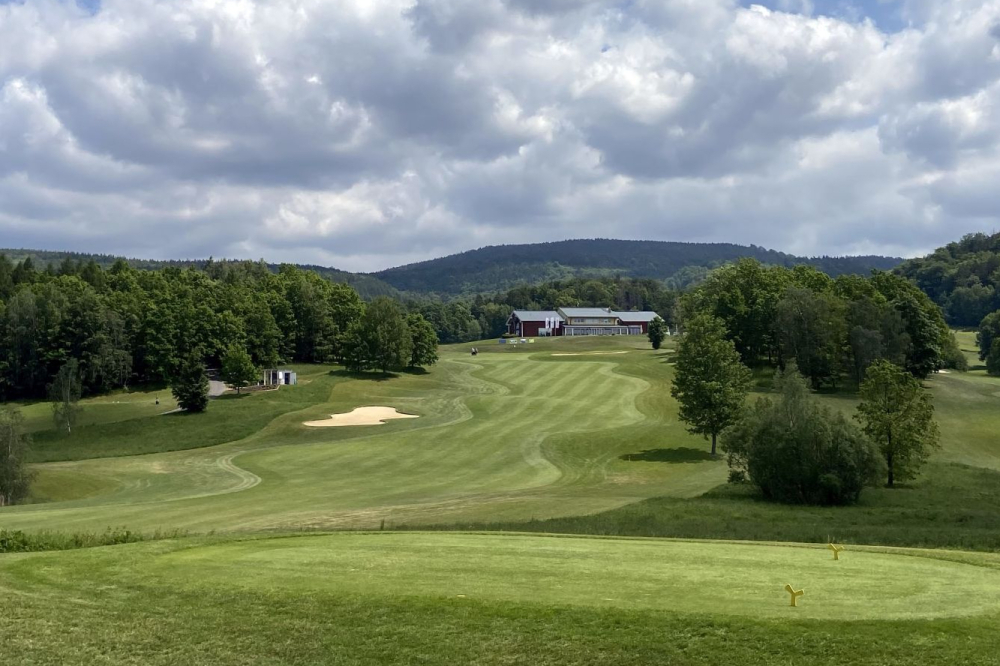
[511,310,564,322]
[558,307,614,317]
[612,311,661,322]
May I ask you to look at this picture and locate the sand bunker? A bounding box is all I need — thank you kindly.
[551,351,630,357]
[304,406,419,427]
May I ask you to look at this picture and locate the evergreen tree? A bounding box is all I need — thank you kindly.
[856,360,939,487]
[171,353,210,412]
[0,406,33,506]
[647,316,667,350]
[221,345,258,394]
[671,314,752,455]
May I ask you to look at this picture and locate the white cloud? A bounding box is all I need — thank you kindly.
[0,0,999,270]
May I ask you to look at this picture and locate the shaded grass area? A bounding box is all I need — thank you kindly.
[0,527,184,553]
[26,365,339,463]
[2,534,1000,665]
[424,463,1000,551]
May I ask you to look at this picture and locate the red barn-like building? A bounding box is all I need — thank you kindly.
[506,308,661,337]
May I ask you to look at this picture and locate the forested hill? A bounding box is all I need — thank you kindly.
[0,249,399,299]
[4,240,901,300]
[372,239,902,295]
[894,232,1000,327]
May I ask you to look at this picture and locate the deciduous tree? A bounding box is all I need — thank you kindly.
[221,345,257,394]
[49,358,82,434]
[407,313,438,369]
[647,316,667,350]
[722,369,881,505]
[0,406,33,506]
[343,298,413,374]
[671,314,752,455]
[856,360,939,487]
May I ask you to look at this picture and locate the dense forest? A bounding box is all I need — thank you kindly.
[374,239,902,295]
[0,249,398,300]
[683,259,963,387]
[0,255,428,402]
[0,235,968,402]
[3,239,901,300]
[895,232,1000,327]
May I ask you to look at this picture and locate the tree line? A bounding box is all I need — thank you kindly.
[895,231,1000,327]
[0,255,438,403]
[401,275,679,343]
[682,259,964,388]
[670,259,944,506]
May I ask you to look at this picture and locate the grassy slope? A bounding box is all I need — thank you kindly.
[450,331,1000,550]
[3,533,1000,665]
[1,336,726,533]
[5,335,1000,665]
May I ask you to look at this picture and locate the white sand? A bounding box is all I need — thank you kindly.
[551,351,630,357]
[304,406,419,427]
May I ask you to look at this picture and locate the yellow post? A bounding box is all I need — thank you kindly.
[784,584,804,607]
[828,543,845,560]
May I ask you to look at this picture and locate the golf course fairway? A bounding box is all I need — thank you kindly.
[5,533,1000,622]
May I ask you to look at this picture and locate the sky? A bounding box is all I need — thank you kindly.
[1,0,999,271]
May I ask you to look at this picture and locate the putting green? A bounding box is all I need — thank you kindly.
[9,533,1000,621]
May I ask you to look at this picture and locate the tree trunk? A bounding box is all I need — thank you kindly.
[711,432,717,456]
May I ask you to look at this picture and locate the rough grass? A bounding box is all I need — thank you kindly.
[439,462,1000,551]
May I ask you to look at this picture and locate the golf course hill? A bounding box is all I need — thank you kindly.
[4,330,1000,664]
[2,238,901,298]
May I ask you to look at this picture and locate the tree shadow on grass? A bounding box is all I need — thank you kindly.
[619,447,715,463]
[328,369,400,382]
[215,393,252,401]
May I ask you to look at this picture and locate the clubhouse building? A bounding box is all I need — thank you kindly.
[506,307,661,337]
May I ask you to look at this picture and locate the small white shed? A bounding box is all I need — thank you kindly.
[263,369,297,386]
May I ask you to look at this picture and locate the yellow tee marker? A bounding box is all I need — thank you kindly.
[828,543,845,560]
[784,584,804,607]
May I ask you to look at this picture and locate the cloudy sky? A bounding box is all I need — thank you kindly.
[1,0,999,271]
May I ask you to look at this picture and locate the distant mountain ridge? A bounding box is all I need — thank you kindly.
[0,248,400,299]
[2,239,903,299]
[372,239,903,295]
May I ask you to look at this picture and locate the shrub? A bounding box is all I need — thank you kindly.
[722,368,882,505]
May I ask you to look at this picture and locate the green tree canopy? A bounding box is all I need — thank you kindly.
[775,287,845,388]
[221,346,258,394]
[171,353,210,413]
[0,406,33,506]
[856,360,939,487]
[647,317,667,350]
[407,313,439,369]
[977,311,1000,362]
[722,369,882,505]
[344,298,413,374]
[670,314,752,455]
